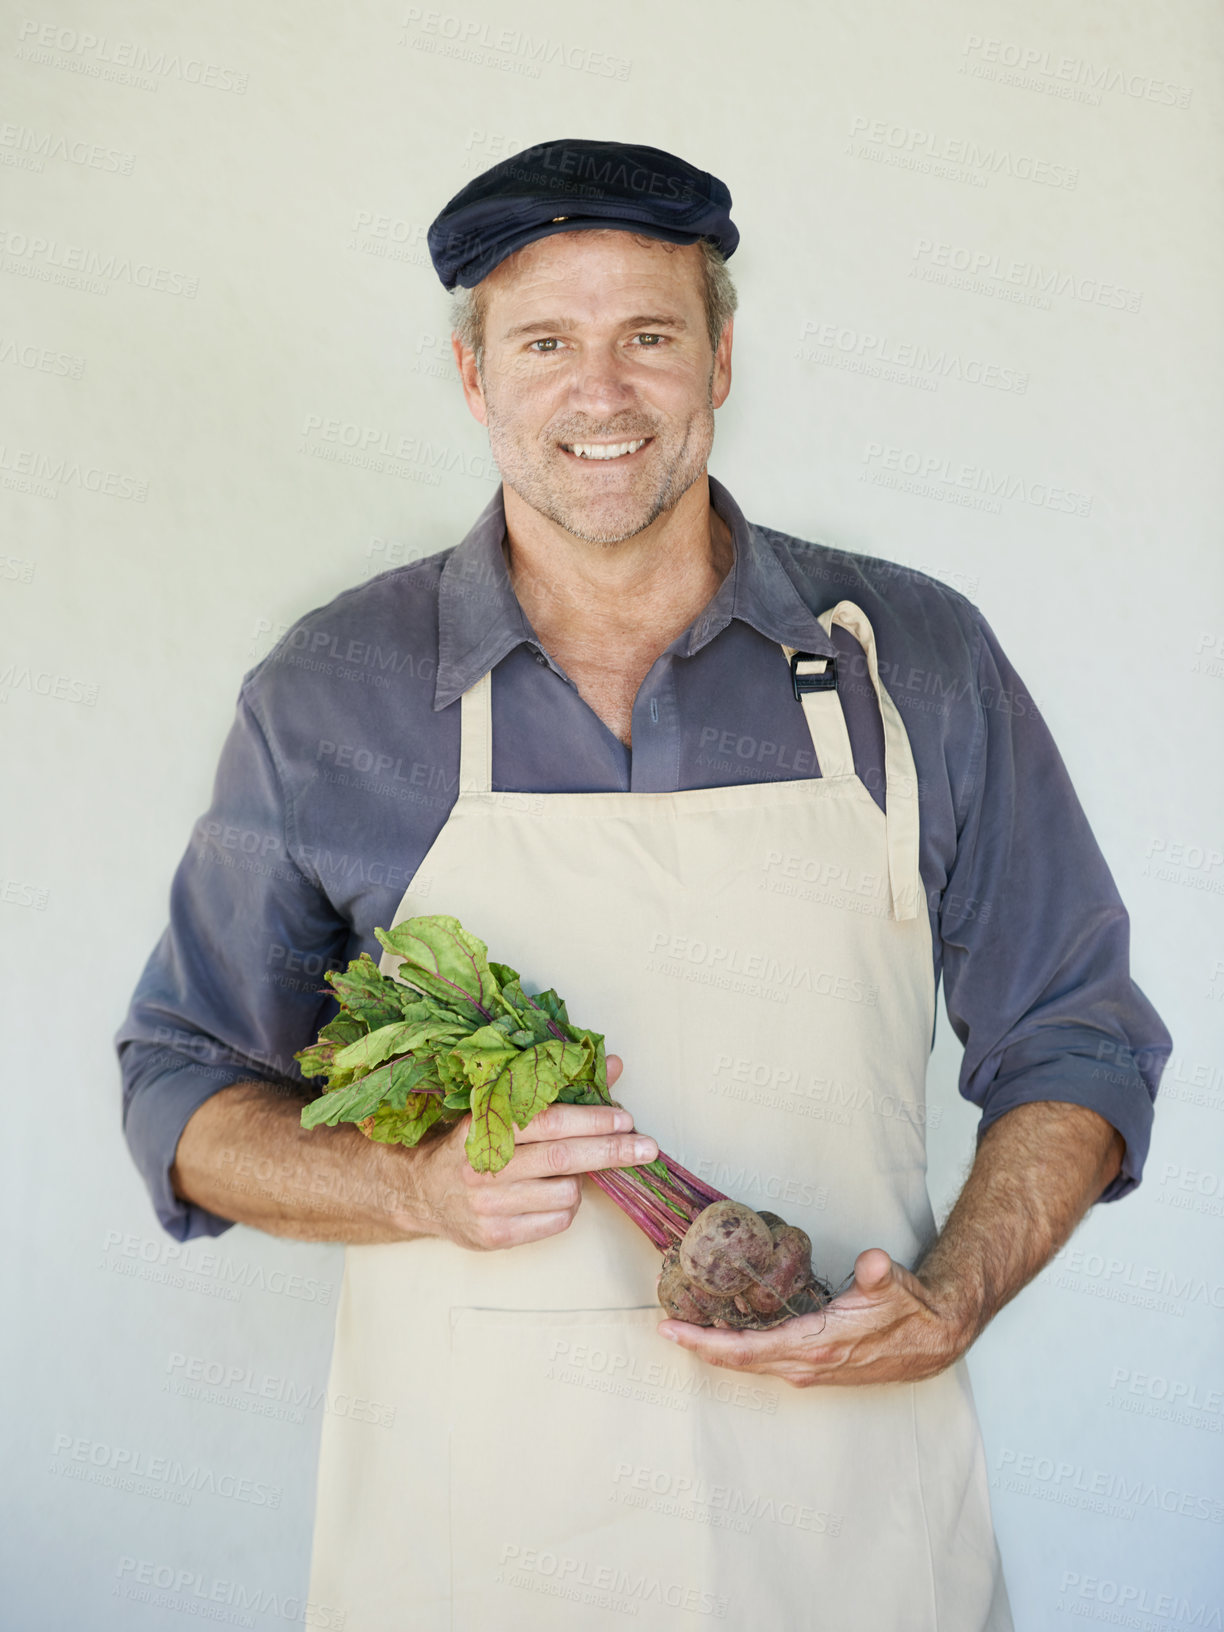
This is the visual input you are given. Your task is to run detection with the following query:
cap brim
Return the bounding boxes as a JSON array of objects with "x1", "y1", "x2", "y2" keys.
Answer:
[{"x1": 451, "y1": 218, "x2": 714, "y2": 290}]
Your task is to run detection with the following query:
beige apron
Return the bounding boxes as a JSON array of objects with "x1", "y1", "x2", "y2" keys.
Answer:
[{"x1": 306, "y1": 600, "x2": 1012, "y2": 1632}]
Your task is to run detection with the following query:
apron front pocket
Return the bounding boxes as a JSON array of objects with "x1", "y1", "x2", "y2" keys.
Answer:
[
  {"x1": 447, "y1": 1305, "x2": 726, "y2": 1631},
  {"x1": 445, "y1": 1306, "x2": 942, "y2": 1632}
]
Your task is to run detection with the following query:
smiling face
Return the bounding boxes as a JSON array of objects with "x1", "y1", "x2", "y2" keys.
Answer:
[{"x1": 453, "y1": 231, "x2": 733, "y2": 545}]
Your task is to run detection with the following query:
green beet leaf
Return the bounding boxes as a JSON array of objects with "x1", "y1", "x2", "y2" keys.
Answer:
[
  {"x1": 320, "y1": 1015, "x2": 366, "y2": 1047},
  {"x1": 531, "y1": 988, "x2": 570, "y2": 1027},
  {"x1": 333, "y1": 1017, "x2": 465, "y2": 1075},
  {"x1": 495, "y1": 981, "x2": 559, "y2": 1043},
  {"x1": 446, "y1": 1024, "x2": 522, "y2": 1091},
  {"x1": 392, "y1": 995, "x2": 443, "y2": 1027},
  {"x1": 492, "y1": 975, "x2": 528, "y2": 1011},
  {"x1": 500, "y1": 1038, "x2": 590, "y2": 1127},
  {"x1": 300, "y1": 1062, "x2": 395, "y2": 1128},
  {"x1": 362, "y1": 1093, "x2": 446, "y2": 1146},
  {"x1": 422, "y1": 990, "x2": 475, "y2": 1020},
  {"x1": 295, "y1": 1040, "x2": 336, "y2": 1080},
  {"x1": 515, "y1": 1009, "x2": 559, "y2": 1046},
  {"x1": 383, "y1": 1054, "x2": 443, "y2": 1110},
  {"x1": 556, "y1": 1080, "x2": 607, "y2": 1107},
  {"x1": 375, "y1": 915, "x2": 500, "y2": 1018},
  {"x1": 325, "y1": 954, "x2": 406, "y2": 1029},
  {"x1": 433, "y1": 1048, "x2": 469, "y2": 1095},
  {"x1": 465, "y1": 1073, "x2": 515, "y2": 1172},
  {"x1": 565, "y1": 1024, "x2": 609, "y2": 1095}
]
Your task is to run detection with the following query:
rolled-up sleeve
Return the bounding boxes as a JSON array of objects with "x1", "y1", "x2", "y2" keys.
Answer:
[
  {"x1": 938, "y1": 614, "x2": 1172, "y2": 1202},
  {"x1": 115, "y1": 684, "x2": 348, "y2": 1240}
]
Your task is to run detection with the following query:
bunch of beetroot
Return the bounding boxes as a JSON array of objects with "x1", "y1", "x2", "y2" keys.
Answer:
[{"x1": 297, "y1": 913, "x2": 831, "y2": 1331}]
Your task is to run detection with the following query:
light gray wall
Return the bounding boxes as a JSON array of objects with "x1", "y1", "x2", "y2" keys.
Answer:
[{"x1": 2, "y1": 2, "x2": 1221, "y2": 1627}]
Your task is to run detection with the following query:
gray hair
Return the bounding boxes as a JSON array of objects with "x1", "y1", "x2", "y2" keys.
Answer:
[{"x1": 449, "y1": 235, "x2": 738, "y2": 373}]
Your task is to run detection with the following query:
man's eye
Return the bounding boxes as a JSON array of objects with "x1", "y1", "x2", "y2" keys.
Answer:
[
  {"x1": 633, "y1": 333, "x2": 664, "y2": 346},
  {"x1": 529, "y1": 337, "x2": 561, "y2": 352}
]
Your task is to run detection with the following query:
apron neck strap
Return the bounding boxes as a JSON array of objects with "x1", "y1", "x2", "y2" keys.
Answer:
[
  {"x1": 778, "y1": 649, "x2": 854, "y2": 779},
  {"x1": 783, "y1": 600, "x2": 922, "y2": 922},
  {"x1": 459, "y1": 671, "x2": 493, "y2": 794}
]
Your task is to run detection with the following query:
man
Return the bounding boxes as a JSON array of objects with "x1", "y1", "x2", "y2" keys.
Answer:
[{"x1": 117, "y1": 140, "x2": 1170, "y2": 1630}]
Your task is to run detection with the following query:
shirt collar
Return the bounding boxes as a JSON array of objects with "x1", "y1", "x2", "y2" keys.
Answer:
[{"x1": 433, "y1": 475, "x2": 836, "y2": 711}]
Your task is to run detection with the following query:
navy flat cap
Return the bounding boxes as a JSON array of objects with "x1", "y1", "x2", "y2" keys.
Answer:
[{"x1": 428, "y1": 138, "x2": 739, "y2": 291}]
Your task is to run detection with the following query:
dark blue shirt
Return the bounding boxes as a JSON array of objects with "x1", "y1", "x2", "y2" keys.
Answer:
[{"x1": 116, "y1": 477, "x2": 1171, "y2": 1240}]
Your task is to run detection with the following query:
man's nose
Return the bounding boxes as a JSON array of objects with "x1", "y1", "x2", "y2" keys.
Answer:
[{"x1": 566, "y1": 348, "x2": 638, "y2": 411}]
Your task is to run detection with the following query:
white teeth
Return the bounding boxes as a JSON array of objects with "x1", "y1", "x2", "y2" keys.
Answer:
[{"x1": 563, "y1": 438, "x2": 648, "y2": 460}]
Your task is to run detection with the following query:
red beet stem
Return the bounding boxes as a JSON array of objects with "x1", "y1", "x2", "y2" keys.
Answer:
[
  {"x1": 587, "y1": 1173, "x2": 672, "y2": 1250},
  {"x1": 588, "y1": 1149, "x2": 730, "y2": 1254},
  {"x1": 658, "y1": 1153, "x2": 727, "y2": 1209}
]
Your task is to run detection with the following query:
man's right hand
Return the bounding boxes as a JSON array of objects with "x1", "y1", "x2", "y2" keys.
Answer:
[
  {"x1": 408, "y1": 1054, "x2": 658, "y2": 1251},
  {"x1": 170, "y1": 1055, "x2": 654, "y2": 1248}
]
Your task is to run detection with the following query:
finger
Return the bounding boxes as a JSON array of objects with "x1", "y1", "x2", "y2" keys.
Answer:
[
  {"x1": 508, "y1": 1130, "x2": 658, "y2": 1179},
  {"x1": 513, "y1": 1102, "x2": 637, "y2": 1142},
  {"x1": 606, "y1": 1052, "x2": 624, "y2": 1088},
  {"x1": 661, "y1": 1317, "x2": 847, "y2": 1384},
  {"x1": 493, "y1": 1209, "x2": 577, "y2": 1248},
  {"x1": 466, "y1": 1175, "x2": 584, "y2": 1216},
  {"x1": 853, "y1": 1248, "x2": 896, "y2": 1295},
  {"x1": 659, "y1": 1318, "x2": 812, "y2": 1371}
]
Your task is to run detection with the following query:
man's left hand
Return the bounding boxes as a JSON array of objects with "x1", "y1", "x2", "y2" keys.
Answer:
[{"x1": 657, "y1": 1247, "x2": 973, "y2": 1388}]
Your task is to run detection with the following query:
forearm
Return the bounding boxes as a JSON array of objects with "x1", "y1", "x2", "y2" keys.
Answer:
[
  {"x1": 170, "y1": 1080, "x2": 442, "y2": 1244},
  {"x1": 915, "y1": 1099, "x2": 1125, "y2": 1345}
]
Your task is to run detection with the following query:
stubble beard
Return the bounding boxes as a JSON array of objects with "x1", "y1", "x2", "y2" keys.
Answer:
[{"x1": 482, "y1": 375, "x2": 717, "y2": 546}]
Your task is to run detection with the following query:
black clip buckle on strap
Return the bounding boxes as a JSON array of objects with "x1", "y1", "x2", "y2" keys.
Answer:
[{"x1": 790, "y1": 650, "x2": 838, "y2": 701}]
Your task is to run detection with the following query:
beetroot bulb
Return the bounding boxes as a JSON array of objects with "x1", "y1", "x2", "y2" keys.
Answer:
[{"x1": 655, "y1": 1201, "x2": 832, "y2": 1331}]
